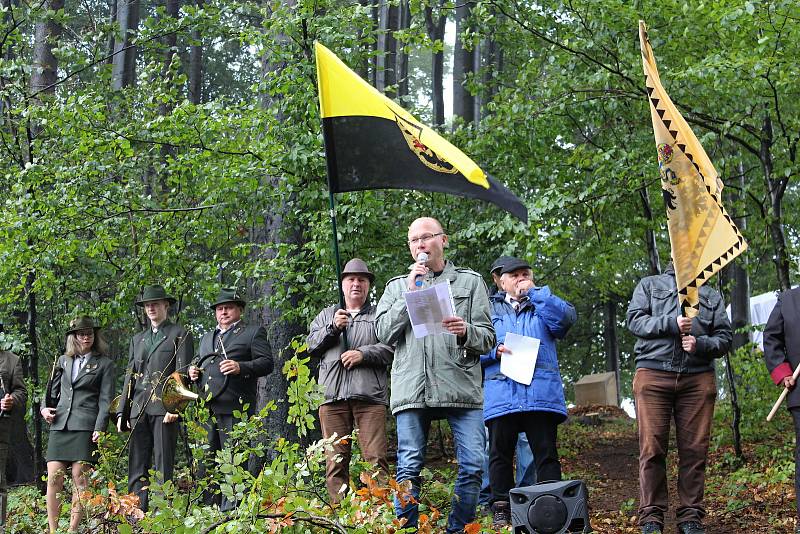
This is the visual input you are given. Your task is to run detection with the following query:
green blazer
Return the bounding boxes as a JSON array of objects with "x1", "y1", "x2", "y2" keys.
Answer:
[
  {"x1": 0, "y1": 351, "x2": 27, "y2": 414},
  {"x1": 50, "y1": 353, "x2": 115, "y2": 432},
  {"x1": 121, "y1": 321, "x2": 194, "y2": 420}
]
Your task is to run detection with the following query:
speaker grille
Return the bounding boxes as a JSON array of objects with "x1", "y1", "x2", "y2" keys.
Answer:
[{"x1": 527, "y1": 494, "x2": 568, "y2": 533}]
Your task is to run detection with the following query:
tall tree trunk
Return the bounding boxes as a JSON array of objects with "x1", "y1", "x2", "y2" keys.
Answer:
[
  {"x1": 761, "y1": 112, "x2": 791, "y2": 290},
  {"x1": 25, "y1": 274, "x2": 43, "y2": 489},
  {"x1": 729, "y1": 161, "x2": 750, "y2": 351},
  {"x1": 30, "y1": 0, "x2": 64, "y2": 95},
  {"x1": 396, "y1": 0, "x2": 410, "y2": 99},
  {"x1": 29, "y1": 0, "x2": 64, "y2": 491},
  {"x1": 376, "y1": 0, "x2": 398, "y2": 96},
  {"x1": 472, "y1": 44, "x2": 481, "y2": 124},
  {"x1": 423, "y1": 0, "x2": 446, "y2": 126},
  {"x1": 452, "y1": 1, "x2": 474, "y2": 124},
  {"x1": 112, "y1": 0, "x2": 140, "y2": 89},
  {"x1": 639, "y1": 185, "x2": 661, "y2": 275},
  {"x1": 370, "y1": 1, "x2": 379, "y2": 86},
  {"x1": 602, "y1": 298, "x2": 620, "y2": 405},
  {"x1": 188, "y1": 0, "x2": 204, "y2": 104},
  {"x1": 106, "y1": 0, "x2": 117, "y2": 64},
  {"x1": 255, "y1": 0, "x2": 314, "y2": 459}
]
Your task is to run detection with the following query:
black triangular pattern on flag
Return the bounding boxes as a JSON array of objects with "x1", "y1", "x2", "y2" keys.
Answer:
[
  {"x1": 652, "y1": 99, "x2": 660, "y2": 108},
  {"x1": 679, "y1": 288, "x2": 688, "y2": 296},
  {"x1": 647, "y1": 86, "x2": 654, "y2": 96},
  {"x1": 677, "y1": 144, "x2": 686, "y2": 152},
  {"x1": 688, "y1": 280, "x2": 697, "y2": 288},
  {"x1": 686, "y1": 153, "x2": 694, "y2": 162},
  {"x1": 713, "y1": 258, "x2": 722, "y2": 266},
  {"x1": 663, "y1": 119, "x2": 671, "y2": 129},
  {"x1": 669, "y1": 130, "x2": 678, "y2": 139},
  {"x1": 657, "y1": 109, "x2": 665, "y2": 118}
]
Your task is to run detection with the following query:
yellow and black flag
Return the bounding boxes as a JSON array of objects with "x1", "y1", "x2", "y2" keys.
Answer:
[
  {"x1": 639, "y1": 21, "x2": 747, "y2": 317},
  {"x1": 315, "y1": 42, "x2": 527, "y2": 222}
]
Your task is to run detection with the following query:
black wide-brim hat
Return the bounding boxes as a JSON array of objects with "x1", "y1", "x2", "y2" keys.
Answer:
[
  {"x1": 135, "y1": 284, "x2": 177, "y2": 306},
  {"x1": 66, "y1": 316, "x2": 101, "y2": 336},
  {"x1": 210, "y1": 288, "x2": 247, "y2": 310}
]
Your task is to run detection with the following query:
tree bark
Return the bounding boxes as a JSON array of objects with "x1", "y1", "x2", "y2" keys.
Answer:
[
  {"x1": 396, "y1": 0, "x2": 410, "y2": 99},
  {"x1": 30, "y1": 0, "x2": 64, "y2": 95},
  {"x1": 423, "y1": 0, "x2": 446, "y2": 127},
  {"x1": 105, "y1": 0, "x2": 117, "y2": 64},
  {"x1": 29, "y1": 0, "x2": 64, "y2": 490},
  {"x1": 728, "y1": 162, "x2": 750, "y2": 352},
  {"x1": 376, "y1": 0, "x2": 398, "y2": 96},
  {"x1": 188, "y1": 0, "x2": 204, "y2": 104},
  {"x1": 112, "y1": 0, "x2": 140, "y2": 89},
  {"x1": 24, "y1": 273, "x2": 43, "y2": 490},
  {"x1": 255, "y1": 0, "x2": 315, "y2": 459},
  {"x1": 602, "y1": 298, "x2": 620, "y2": 405},
  {"x1": 760, "y1": 112, "x2": 791, "y2": 290},
  {"x1": 452, "y1": 1, "x2": 474, "y2": 124},
  {"x1": 639, "y1": 185, "x2": 661, "y2": 275}
]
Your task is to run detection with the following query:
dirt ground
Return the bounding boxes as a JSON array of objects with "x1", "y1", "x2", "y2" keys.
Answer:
[{"x1": 562, "y1": 411, "x2": 796, "y2": 534}]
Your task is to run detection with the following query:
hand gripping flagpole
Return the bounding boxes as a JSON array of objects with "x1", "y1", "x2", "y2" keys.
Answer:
[{"x1": 767, "y1": 362, "x2": 800, "y2": 422}]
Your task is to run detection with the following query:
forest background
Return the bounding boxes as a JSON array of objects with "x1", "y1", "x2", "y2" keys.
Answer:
[{"x1": 1, "y1": 0, "x2": 799, "y2": 531}]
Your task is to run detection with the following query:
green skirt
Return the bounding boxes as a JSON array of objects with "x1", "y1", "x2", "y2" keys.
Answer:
[{"x1": 46, "y1": 430, "x2": 97, "y2": 464}]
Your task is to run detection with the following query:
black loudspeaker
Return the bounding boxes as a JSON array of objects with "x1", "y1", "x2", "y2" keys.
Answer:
[{"x1": 509, "y1": 480, "x2": 591, "y2": 534}]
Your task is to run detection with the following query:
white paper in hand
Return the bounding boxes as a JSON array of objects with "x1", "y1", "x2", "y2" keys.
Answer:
[
  {"x1": 404, "y1": 280, "x2": 457, "y2": 338},
  {"x1": 500, "y1": 332, "x2": 540, "y2": 386}
]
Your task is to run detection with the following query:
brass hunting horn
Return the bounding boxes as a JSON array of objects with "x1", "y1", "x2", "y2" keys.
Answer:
[{"x1": 161, "y1": 371, "x2": 199, "y2": 413}]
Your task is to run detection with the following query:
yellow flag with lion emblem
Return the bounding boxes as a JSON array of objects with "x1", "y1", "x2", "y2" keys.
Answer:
[{"x1": 639, "y1": 21, "x2": 747, "y2": 317}]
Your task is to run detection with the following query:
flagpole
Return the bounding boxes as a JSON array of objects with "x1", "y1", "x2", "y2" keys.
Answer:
[{"x1": 322, "y1": 118, "x2": 349, "y2": 350}]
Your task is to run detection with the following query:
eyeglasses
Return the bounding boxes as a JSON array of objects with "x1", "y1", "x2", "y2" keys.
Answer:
[
  {"x1": 407, "y1": 232, "x2": 444, "y2": 246},
  {"x1": 75, "y1": 331, "x2": 95, "y2": 338}
]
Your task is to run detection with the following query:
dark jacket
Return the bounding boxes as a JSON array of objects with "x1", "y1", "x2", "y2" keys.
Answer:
[
  {"x1": 481, "y1": 286, "x2": 576, "y2": 422},
  {"x1": 120, "y1": 321, "x2": 194, "y2": 420},
  {"x1": 197, "y1": 323, "x2": 273, "y2": 414},
  {"x1": 307, "y1": 303, "x2": 394, "y2": 406},
  {"x1": 0, "y1": 351, "x2": 26, "y2": 415},
  {"x1": 763, "y1": 287, "x2": 800, "y2": 408},
  {"x1": 626, "y1": 266, "x2": 732, "y2": 373},
  {"x1": 49, "y1": 353, "x2": 114, "y2": 432}
]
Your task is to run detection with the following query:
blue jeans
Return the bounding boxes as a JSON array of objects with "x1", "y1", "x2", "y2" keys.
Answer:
[
  {"x1": 394, "y1": 408, "x2": 484, "y2": 533},
  {"x1": 479, "y1": 430, "x2": 536, "y2": 505}
]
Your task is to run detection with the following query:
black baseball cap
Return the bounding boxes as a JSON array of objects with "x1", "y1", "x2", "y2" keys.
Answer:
[
  {"x1": 498, "y1": 257, "x2": 532, "y2": 275},
  {"x1": 490, "y1": 255, "x2": 515, "y2": 275}
]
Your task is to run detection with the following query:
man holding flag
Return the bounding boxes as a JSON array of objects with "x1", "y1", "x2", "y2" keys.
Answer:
[{"x1": 631, "y1": 21, "x2": 744, "y2": 534}]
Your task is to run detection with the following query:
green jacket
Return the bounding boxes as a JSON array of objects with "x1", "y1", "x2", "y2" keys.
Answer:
[
  {"x1": 49, "y1": 353, "x2": 115, "y2": 432},
  {"x1": 0, "y1": 351, "x2": 26, "y2": 415},
  {"x1": 120, "y1": 321, "x2": 194, "y2": 420},
  {"x1": 376, "y1": 261, "x2": 495, "y2": 415}
]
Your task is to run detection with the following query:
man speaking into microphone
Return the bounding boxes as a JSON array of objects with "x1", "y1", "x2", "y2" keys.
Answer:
[{"x1": 376, "y1": 216, "x2": 495, "y2": 533}]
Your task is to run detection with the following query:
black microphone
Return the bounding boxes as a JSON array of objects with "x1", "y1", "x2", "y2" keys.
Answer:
[{"x1": 414, "y1": 252, "x2": 429, "y2": 287}]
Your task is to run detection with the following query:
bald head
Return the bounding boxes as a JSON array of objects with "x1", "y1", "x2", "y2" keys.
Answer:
[
  {"x1": 407, "y1": 217, "x2": 448, "y2": 271},
  {"x1": 409, "y1": 217, "x2": 443, "y2": 234}
]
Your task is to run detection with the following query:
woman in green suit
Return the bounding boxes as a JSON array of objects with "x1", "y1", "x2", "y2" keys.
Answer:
[{"x1": 40, "y1": 316, "x2": 114, "y2": 533}]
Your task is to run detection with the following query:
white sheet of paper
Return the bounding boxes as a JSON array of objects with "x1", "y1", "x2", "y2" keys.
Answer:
[
  {"x1": 404, "y1": 281, "x2": 457, "y2": 338},
  {"x1": 500, "y1": 332, "x2": 540, "y2": 385}
]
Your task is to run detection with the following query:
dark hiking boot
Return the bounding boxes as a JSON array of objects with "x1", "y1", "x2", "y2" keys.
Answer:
[
  {"x1": 641, "y1": 522, "x2": 662, "y2": 534},
  {"x1": 491, "y1": 500, "x2": 511, "y2": 528},
  {"x1": 677, "y1": 521, "x2": 705, "y2": 534}
]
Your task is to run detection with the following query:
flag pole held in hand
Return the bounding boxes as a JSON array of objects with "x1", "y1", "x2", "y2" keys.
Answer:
[{"x1": 767, "y1": 362, "x2": 800, "y2": 422}]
